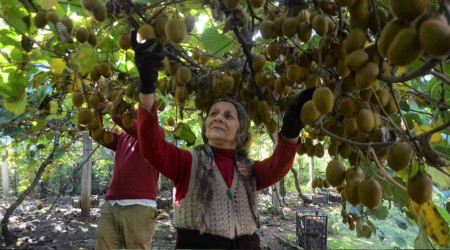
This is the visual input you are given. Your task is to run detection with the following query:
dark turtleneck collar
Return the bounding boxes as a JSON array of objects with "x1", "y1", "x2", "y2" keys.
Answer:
[{"x1": 210, "y1": 146, "x2": 236, "y2": 158}]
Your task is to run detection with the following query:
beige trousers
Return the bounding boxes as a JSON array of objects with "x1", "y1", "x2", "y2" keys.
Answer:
[{"x1": 95, "y1": 201, "x2": 157, "y2": 249}]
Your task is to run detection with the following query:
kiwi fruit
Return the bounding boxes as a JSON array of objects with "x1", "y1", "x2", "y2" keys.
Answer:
[
  {"x1": 176, "y1": 66, "x2": 191, "y2": 84},
  {"x1": 88, "y1": 95, "x2": 100, "y2": 108},
  {"x1": 102, "y1": 131, "x2": 114, "y2": 145},
  {"x1": 90, "y1": 67, "x2": 101, "y2": 81},
  {"x1": 419, "y1": 19, "x2": 450, "y2": 58},
  {"x1": 326, "y1": 160, "x2": 346, "y2": 187},
  {"x1": 282, "y1": 17, "x2": 298, "y2": 38},
  {"x1": 259, "y1": 20, "x2": 274, "y2": 39},
  {"x1": 274, "y1": 79, "x2": 285, "y2": 95},
  {"x1": 328, "y1": 140, "x2": 339, "y2": 156},
  {"x1": 344, "y1": 28, "x2": 367, "y2": 54},
  {"x1": 34, "y1": 11, "x2": 48, "y2": 29},
  {"x1": 266, "y1": 119, "x2": 277, "y2": 134},
  {"x1": 273, "y1": 17, "x2": 284, "y2": 36},
  {"x1": 82, "y1": 0, "x2": 98, "y2": 11},
  {"x1": 408, "y1": 173, "x2": 432, "y2": 203},
  {"x1": 118, "y1": 32, "x2": 131, "y2": 50},
  {"x1": 222, "y1": 75, "x2": 235, "y2": 91},
  {"x1": 287, "y1": 64, "x2": 305, "y2": 82},
  {"x1": 297, "y1": 22, "x2": 312, "y2": 43},
  {"x1": 373, "y1": 89, "x2": 390, "y2": 107},
  {"x1": 72, "y1": 92, "x2": 84, "y2": 107},
  {"x1": 378, "y1": 19, "x2": 409, "y2": 58},
  {"x1": 87, "y1": 116, "x2": 100, "y2": 130},
  {"x1": 76, "y1": 28, "x2": 90, "y2": 43},
  {"x1": 166, "y1": 117, "x2": 175, "y2": 126},
  {"x1": 348, "y1": 0, "x2": 367, "y2": 20},
  {"x1": 312, "y1": 87, "x2": 334, "y2": 113},
  {"x1": 312, "y1": 15, "x2": 329, "y2": 37},
  {"x1": 355, "y1": 62, "x2": 379, "y2": 90},
  {"x1": 345, "y1": 178, "x2": 362, "y2": 206},
  {"x1": 387, "y1": 27, "x2": 422, "y2": 66},
  {"x1": 91, "y1": 127, "x2": 104, "y2": 140},
  {"x1": 340, "y1": 97, "x2": 356, "y2": 117},
  {"x1": 98, "y1": 62, "x2": 111, "y2": 77},
  {"x1": 92, "y1": 2, "x2": 107, "y2": 22},
  {"x1": 184, "y1": 14, "x2": 196, "y2": 33},
  {"x1": 383, "y1": 96, "x2": 399, "y2": 115},
  {"x1": 47, "y1": 11, "x2": 59, "y2": 24},
  {"x1": 138, "y1": 24, "x2": 156, "y2": 42},
  {"x1": 358, "y1": 178, "x2": 382, "y2": 209},
  {"x1": 122, "y1": 113, "x2": 133, "y2": 128},
  {"x1": 88, "y1": 31, "x2": 97, "y2": 46},
  {"x1": 252, "y1": 54, "x2": 266, "y2": 71},
  {"x1": 175, "y1": 85, "x2": 188, "y2": 104},
  {"x1": 300, "y1": 100, "x2": 321, "y2": 125},
  {"x1": 356, "y1": 108, "x2": 374, "y2": 133},
  {"x1": 77, "y1": 108, "x2": 93, "y2": 125},
  {"x1": 298, "y1": 9, "x2": 311, "y2": 23},
  {"x1": 304, "y1": 74, "x2": 322, "y2": 88},
  {"x1": 345, "y1": 49, "x2": 369, "y2": 70},
  {"x1": 344, "y1": 117, "x2": 358, "y2": 138},
  {"x1": 314, "y1": 143, "x2": 325, "y2": 158},
  {"x1": 345, "y1": 166, "x2": 364, "y2": 181},
  {"x1": 21, "y1": 36, "x2": 33, "y2": 52},
  {"x1": 155, "y1": 14, "x2": 169, "y2": 36},
  {"x1": 249, "y1": 0, "x2": 265, "y2": 8},
  {"x1": 339, "y1": 143, "x2": 352, "y2": 159},
  {"x1": 336, "y1": 59, "x2": 350, "y2": 78},
  {"x1": 336, "y1": 0, "x2": 356, "y2": 7},
  {"x1": 61, "y1": 17, "x2": 73, "y2": 33},
  {"x1": 223, "y1": 0, "x2": 241, "y2": 9},
  {"x1": 389, "y1": 0, "x2": 426, "y2": 21},
  {"x1": 165, "y1": 18, "x2": 187, "y2": 43},
  {"x1": 388, "y1": 141, "x2": 413, "y2": 171}
]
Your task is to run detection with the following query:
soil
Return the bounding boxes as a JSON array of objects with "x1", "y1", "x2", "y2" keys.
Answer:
[{"x1": 0, "y1": 191, "x2": 339, "y2": 249}]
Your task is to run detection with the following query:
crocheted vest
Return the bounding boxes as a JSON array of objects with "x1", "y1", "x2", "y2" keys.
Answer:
[{"x1": 173, "y1": 146, "x2": 260, "y2": 239}]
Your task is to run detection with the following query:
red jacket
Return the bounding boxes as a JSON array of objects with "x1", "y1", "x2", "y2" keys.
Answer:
[
  {"x1": 93, "y1": 116, "x2": 160, "y2": 200},
  {"x1": 137, "y1": 105, "x2": 299, "y2": 203}
]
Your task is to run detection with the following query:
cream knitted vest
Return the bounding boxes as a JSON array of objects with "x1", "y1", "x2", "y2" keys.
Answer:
[{"x1": 173, "y1": 146, "x2": 259, "y2": 239}]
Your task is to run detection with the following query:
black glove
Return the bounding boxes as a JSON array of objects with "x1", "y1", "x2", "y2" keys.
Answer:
[
  {"x1": 280, "y1": 87, "x2": 316, "y2": 138},
  {"x1": 131, "y1": 30, "x2": 165, "y2": 94}
]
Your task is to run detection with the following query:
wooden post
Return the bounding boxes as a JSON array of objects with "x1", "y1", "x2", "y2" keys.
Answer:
[
  {"x1": 81, "y1": 132, "x2": 92, "y2": 217},
  {"x1": 270, "y1": 133, "x2": 280, "y2": 208},
  {"x1": 1, "y1": 151, "x2": 9, "y2": 198},
  {"x1": 309, "y1": 157, "x2": 315, "y2": 194}
]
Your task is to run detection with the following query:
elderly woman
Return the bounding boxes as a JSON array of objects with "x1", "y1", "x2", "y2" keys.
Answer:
[{"x1": 131, "y1": 32, "x2": 314, "y2": 249}]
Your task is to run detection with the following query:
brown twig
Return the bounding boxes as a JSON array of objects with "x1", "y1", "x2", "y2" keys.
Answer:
[
  {"x1": 414, "y1": 120, "x2": 450, "y2": 139},
  {"x1": 232, "y1": 26, "x2": 262, "y2": 100},
  {"x1": 430, "y1": 69, "x2": 450, "y2": 85},
  {"x1": 378, "y1": 59, "x2": 441, "y2": 83},
  {"x1": 370, "y1": 148, "x2": 407, "y2": 191},
  {"x1": 318, "y1": 124, "x2": 395, "y2": 148}
]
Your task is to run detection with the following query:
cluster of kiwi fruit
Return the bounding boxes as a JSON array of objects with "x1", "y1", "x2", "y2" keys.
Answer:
[
  {"x1": 311, "y1": 177, "x2": 330, "y2": 189},
  {"x1": 81, "y1": 0, "x2": 107, "y2": 22},
  {"x1": 297, "y1": 137, "x2": 325, "y2": 158}
]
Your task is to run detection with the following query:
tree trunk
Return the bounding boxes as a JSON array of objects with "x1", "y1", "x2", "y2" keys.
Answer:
[
  {"x1": 1, "y1": 133, "x2": 60, "y2": 244},
  {"x1": 290, "y1": 167, "x2": 302, "y2": 198},
  {"x1": 81, "y1": 132, "x2": 92, "y2": 217},
  {"x1": 309, "y1": 157, "x2": 315, "y2": 194},
  {"x1": 2, "y1": 151, "x2": 9, "y2": 198},
  {"x1": 159, "y1": 175, "x2": 172, "y2": 192},
  {"x1": 271, "y1": 182, "x2": 281, "y2": 208},
  {"x1": 280, "y1": 178, "x2": 286, "y2": 204}
]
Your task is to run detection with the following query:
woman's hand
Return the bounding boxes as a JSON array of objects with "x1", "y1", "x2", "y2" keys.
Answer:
[
  {"x1": 280, "y1": 87, "x2": 316, "y2": 140},
  {"x1": 131, "y1": 30, "x2": 165, "y2": 94}
]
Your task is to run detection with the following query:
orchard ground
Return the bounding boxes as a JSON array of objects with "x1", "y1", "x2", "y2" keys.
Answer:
[{"x1": 0, "y1": 191, "x2": 420, "y2": 249}]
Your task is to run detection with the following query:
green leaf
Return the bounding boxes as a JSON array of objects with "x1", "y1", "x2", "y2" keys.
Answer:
[
  {"x1": 376, "y1": 174, "x2": 408, "y2": 207},
  {"x1": 31, "y1": 119, "x2": 48, "y2": 132},
  {"x1": 0, "y1": 30, "x2": 20, "y2": 47},
  {"x1": 35, "y1": 0, "x2": 58, "y2": 10},
  {"x1": 71, "y1": 44, "x2": 99, "y2": 76},
  {"x1": 36, "y1": 144, "x2": 45, "y2": 149},
  {"x1": 0, "y1": 71, "x2": 27, "y2": 98},
  {"x1": 0, "y1": 1, "x2": 29, "y2": 34},
  {"x1": 427, "y1": 167, "x2": 450, "y2": 191},
  {"x1": 414, "y1": 217, "x2": 432, "y2": 249},
  {"x1": 436, "y1": 205, "x2": 450, "y2": 223},
  {"x1": 54, "y1": 148, "x2": 65, "y2": 159},
  {"x1": 132, "y1": 0, "x2": 161, "y2": 5},
  {"x1": 3, "y1": 126, "x2": 24, "y2": 137},
  {"x1": 3, "y1": 92, "x2": 27, "y2": 115},
  {"x1": 173, "y1": 122, "x2": 196, "y2": 147},
  {"x1": 395, "y1": 218, "x2": 408, "y2": 230},
  {"x1": 356, "y1": 225, "x2": 372, "y2": 239},
  {"x1": 372, "y1": 206, "x2": 389, "y2": 220},
  {"x1": 201, "y1": 27, "x2": 233, "y2": 57},
  {"x1": 393, "y1": 236, "x2": 407, "y2": 248}
]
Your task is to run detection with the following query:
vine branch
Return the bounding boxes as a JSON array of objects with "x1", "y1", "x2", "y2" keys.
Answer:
[
  {"x1": 378, "y1": 59, "x2": 441, "y2": 84},
  {"x1": 370, "y1": 148, "x2": 407, "y2": 191}
]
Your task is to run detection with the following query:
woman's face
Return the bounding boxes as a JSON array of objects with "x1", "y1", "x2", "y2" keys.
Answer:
[{"x1": 205, "y1": 101, "x2": 240, "y2": 149}]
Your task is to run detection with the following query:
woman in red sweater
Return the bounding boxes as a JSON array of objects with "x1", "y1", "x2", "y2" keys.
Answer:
[{"x1": 131, "y1": 31, "x2": 314, "y2": 249}]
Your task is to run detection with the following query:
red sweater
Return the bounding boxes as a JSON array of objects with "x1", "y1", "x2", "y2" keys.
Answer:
[
  {"x1": 137, "y1": 105, "x2": 299, "y2": 203},
  {"x1": 93, "y1": 116, "x2": 160, "y2": 200}
]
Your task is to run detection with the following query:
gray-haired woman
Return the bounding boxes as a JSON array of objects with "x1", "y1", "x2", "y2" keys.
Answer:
[{"x1": 132, "y1": 31, "x2": 314, "y2": 249}]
